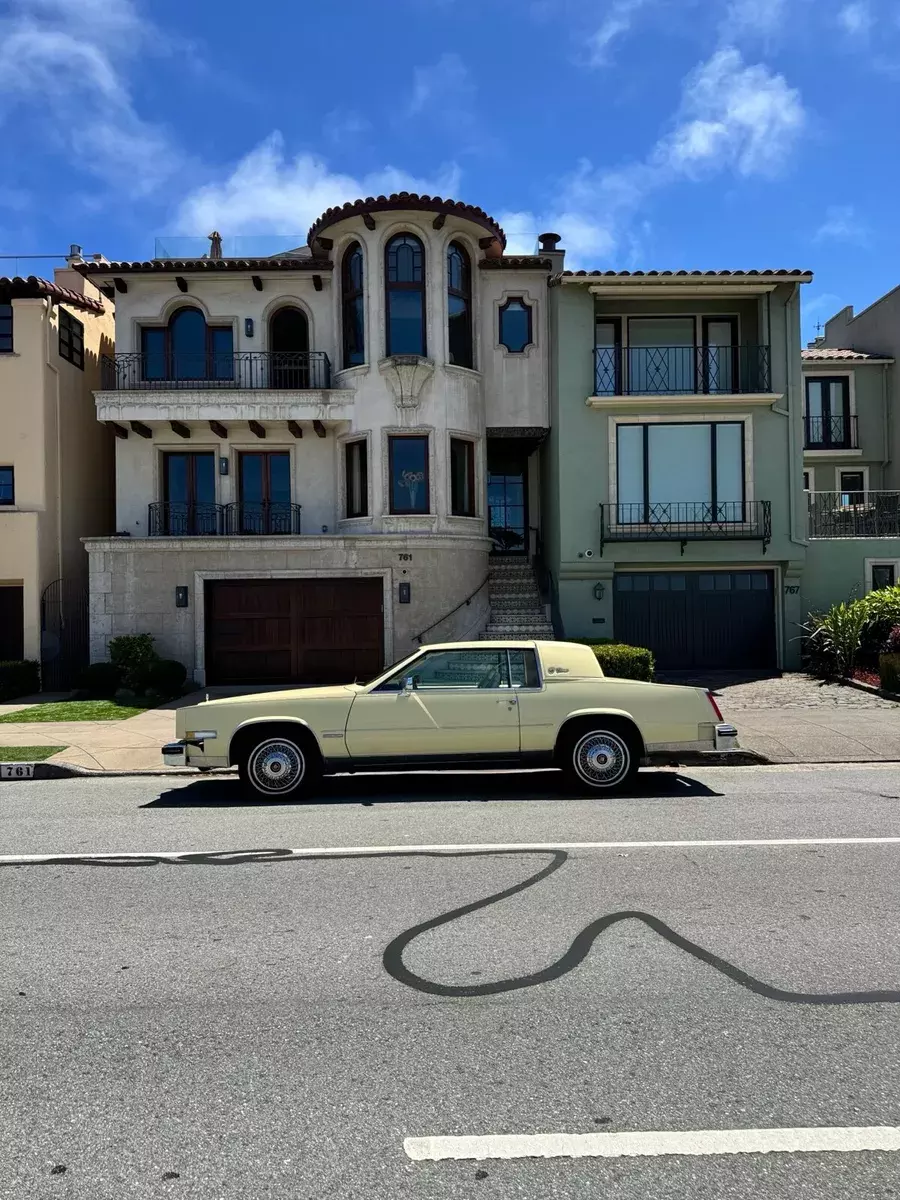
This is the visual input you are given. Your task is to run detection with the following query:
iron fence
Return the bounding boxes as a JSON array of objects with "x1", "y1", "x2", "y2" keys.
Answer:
[
  {"x1": 807, "y1": 491, "x2": 900, "y2": 538},
  {"x1": 600, "y1": 500, "x2": 772, "y2": 554},
  {"x1": 804, "y1": 414, "x2": 858, "y2": 450},
  {"x1": 593, "y1": 344, "x2": 770, "y2": 396},
  {"x1": 102, "y1": 350, "x2": 332, "y2": 391}
]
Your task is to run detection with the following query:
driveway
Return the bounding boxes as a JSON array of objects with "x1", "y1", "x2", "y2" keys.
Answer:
[{"x1": 660, "y1": 671, "x2": 900, "y2": 764}]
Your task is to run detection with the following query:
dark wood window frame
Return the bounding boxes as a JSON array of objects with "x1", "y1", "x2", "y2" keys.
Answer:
[
  {"x1": 388, "y1": 434, "x2": 430, "y2": 515},
  {"x1": 498, "y1": 295, "x2": 533, "y2": 353},
  {"x1": 447, "y1": 241, "x2": 473, "y2": 368},
  {"x1": 344, "y1": 438, "x2": 369, "y2": 519},
  {"x1": 0, "y1": 303, "x2": 12, "y2": 353},
  {"x1": 385, "y1": 233, "x2": 426, "y2": 357},
  {"x1": 450, "y1": 436, "x2": 476, "y2": 517},
  {"x1": 805, "y1": 375, "x2": 852, "y2": 448},
  {"x1": 0, "y1": 465, "x2": 14, "y2": 505},
  {"x1": 141, "y1": 307, "x2": 234, "y2": 379},
  {"x1": 238, "y1": 450, "x2": 292, "y2": 504},
  {"x1": 59, "y1": 308, "x2": 85, "y2": 369},
  {"x1": 162, "y1": 451, "x2": 216, "y2": 505},
  {"x1": 617, "y1": 420, "x2": 746, "y2": 521},
  {"x1": 341, "y1": 241, "x2": 365, "y2": 369},
  {"x1": 700, "y1": 315, "x2": 739, "y2": 394}
]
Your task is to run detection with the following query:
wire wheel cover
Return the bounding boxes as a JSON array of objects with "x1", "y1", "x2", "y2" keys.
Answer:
[
  {"x1": 248, "y1": 740, "x2": 305, "y2": 793},
  {"x1": 573, "y1": 731, "x2": 630, "y2": 786}
]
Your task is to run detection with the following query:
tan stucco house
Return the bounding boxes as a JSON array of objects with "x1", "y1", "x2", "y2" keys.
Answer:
[{"x1": 0, "y1": 267, "x2": 115, "y2": 685}]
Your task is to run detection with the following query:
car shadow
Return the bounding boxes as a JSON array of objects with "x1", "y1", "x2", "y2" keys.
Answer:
[{"x1": 142, "y1": 768, "x2": 723, "y2": 809}]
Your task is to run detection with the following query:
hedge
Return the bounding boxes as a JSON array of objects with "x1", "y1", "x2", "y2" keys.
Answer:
[
  {"x1": 0, "y1": 660, "x2": 41, "y2": 703},
  {"x1": 571, "y1": 640, "x2": 655, "y2": 681}
]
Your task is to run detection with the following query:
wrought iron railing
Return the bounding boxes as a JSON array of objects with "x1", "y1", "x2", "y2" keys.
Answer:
[
  {"x1": 599, "y1": 500, "x2": 771, "y2": 554},
  {"x1": 804, "y1": 414, "x2": 858, "y2": 450},
  {"x1": 147, "y1": 501, "x2": 302, "y2": 536},
  {"x1": 225, "y1": 502, "x2": 302, "y2": 535},
  {"x1": 102, "y1": 351, "x2": 332, "y2": 391},
  {"x1": 593, "y1": 344, "x2": 770, "y2": 396},
  {"x1": 148, "y1": 502, "x2": 225, "y2": 536},
  {"x1": 808, "y1": 491, "x2": 900, "y2": 538}
]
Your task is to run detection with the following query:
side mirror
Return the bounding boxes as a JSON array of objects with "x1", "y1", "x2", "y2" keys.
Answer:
[{"x1": 402, "y1": 675, "x2": 415, "y2": 695}]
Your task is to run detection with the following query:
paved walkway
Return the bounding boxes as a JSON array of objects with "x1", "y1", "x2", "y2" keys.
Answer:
[{"x1": 0, "y1": 676, "x2": 897, "y2": 771}]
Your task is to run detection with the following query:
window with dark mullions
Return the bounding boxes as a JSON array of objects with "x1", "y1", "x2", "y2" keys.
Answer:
[
  {"x1": 0, "y1": 304, "x2": 12, "y2": 353},
  {"x1": 385, "y1": 233, "x2": 426, "y2": 356},
  {"x1": 450, "y1": 437, "x2": 475, "y2": 516},
  {"x1": 0, "y1": 466, "x2": 13, "y2": 505},
  {"x1": 388, "y1": 435, "x2": 429, "y2": 514},
  {"x1": 345, "y1": 439, "x2": 368, "y2": 518},
  {"x1": 498, "y1": 297, "x2": 533, "y2": 353},
  {"x1": 141, "y1": 307, "x2": 234, "y2": 381},
  {"x1": 447, "y1": 242, "x2": 472, "y2": 368},
  {"x1": 59, "y1": 309, "x2": 84, "y2": 369},
  {"x1": 341, "y1": 242, "x2": 365, "y2": 368}
]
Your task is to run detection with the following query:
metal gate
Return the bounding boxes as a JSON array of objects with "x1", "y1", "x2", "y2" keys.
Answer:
[{"x1": 41, "y1": 578, "x2": 88, "y2": 691}]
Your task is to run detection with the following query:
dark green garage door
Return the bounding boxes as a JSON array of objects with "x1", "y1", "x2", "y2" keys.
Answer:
[{"x1": 613, "y1": 571, "x2": 776, "y2": 670}]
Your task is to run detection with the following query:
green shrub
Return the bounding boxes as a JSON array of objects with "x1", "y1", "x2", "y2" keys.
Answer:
[
  {"x1": 0, "y1": 660, "x2": 40, "y2": 702},
  {"x1": 108, "y1": 633, "x2": 158, "y2": 690},
  {"x1": 583, "y1": 642, "x2": 655, "y2": 681},
  {"x1": 78, "y1": 662, "x2": 123, "y2": 698},
  {"x1": 143, "y1": 658, "x2": 187, "y2": 700},
  {"x1": 803, "y1": 601, "x2": 868, "y2": 679}
]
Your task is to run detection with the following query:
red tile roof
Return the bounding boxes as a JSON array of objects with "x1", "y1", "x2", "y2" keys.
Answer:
[
  {"x1": 563, "y1": 268, "x2": 813, "y2": 279},
  {"x1": 75, "y1": 257, "x2": 331, "y2": 275},
  {"x1": 308, "y1": 193, "x2": 506, "y2": 249},
  {"x1": 802, "y1": 347, "x2": 893, "y2": 362},
  {"x1": 0, "y1": 275, "x2": 105, "y2": 314}
]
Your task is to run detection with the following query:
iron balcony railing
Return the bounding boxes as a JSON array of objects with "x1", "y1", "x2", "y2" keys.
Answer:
[
  {"x1": 103, "y1": 351, "x2": 332, "y2": 391},
  {"x1": 593, "y1": 344, "x2": 770, "y2": 396},
  {"x1": 148, "y1": 501, "x2": 302, "y2": 536},
  {"x1": 804, "y1": 414, "x2": 858, "y2": 450},
  {"x1": 599, "y1": 500, "x2": 772, "y2": 555},
  {"x1": 808, "y1": 490, "x2": 900, "y2": 538}
]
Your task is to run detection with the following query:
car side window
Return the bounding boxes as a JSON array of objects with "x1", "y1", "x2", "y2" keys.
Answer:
[
  {"x1": 508, "y1": 649, "x2": 540, "y2": 688},
  {"x1": 377, "y1": 649, "x2": 511, "y2": 691}
]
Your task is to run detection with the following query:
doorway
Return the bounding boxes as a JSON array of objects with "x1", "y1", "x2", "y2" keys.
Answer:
[
  {"x1": 487, "y1": 444, "x2": 529, "y2": 555},
  {"x1": 269, "y1": 307, "x2": 309, "y2": 389}
]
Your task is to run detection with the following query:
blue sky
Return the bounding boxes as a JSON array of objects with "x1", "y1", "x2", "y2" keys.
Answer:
[{"x1": 0, "y1": 0, "x2": 898, "y2": 340}]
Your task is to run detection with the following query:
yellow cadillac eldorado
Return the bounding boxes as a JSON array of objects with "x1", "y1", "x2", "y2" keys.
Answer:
[{"x1": 163, "y1": 640, "x2": 737, "y2": 798}]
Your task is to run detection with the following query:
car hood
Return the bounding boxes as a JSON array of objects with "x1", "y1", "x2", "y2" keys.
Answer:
[{"x1": 194, "y1": 684, "x2": 365, "y2": 710}]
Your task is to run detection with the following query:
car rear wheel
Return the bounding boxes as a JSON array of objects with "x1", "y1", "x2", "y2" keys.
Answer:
[
  {"x1": 563, "y1": 725, "x2": 638, "y2": 794},
  {"x1": 238, "y1": 733, "x2": 319, "y2": 801}
]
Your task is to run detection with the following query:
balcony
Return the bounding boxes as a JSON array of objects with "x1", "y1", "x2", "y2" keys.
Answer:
[
  {"x1": 804, "y1": 414, "x2": 858, "y2": 451},
  {"x1": 102, "y1": 351, "x2": 332, "y2": 391},
  {"x1": 148, "y1": 501, "x2": 303, "y2": 537},
  {"x1": 599, "y1": 500, "x2": 772, "y2": 555},
  {"x1": 808, "y1": 491, "x2": 900, "y2": 539},
  {"x1": 593, "y1": 345, "x2": 771, "y2": 397}
]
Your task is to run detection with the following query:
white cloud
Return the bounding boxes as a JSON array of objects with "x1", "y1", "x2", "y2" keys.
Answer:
[
  {"x1": 586, "y1": 0, "x2": 649, "y2": 66},
  {"x1": 720, "y1": 0, "x2": 788, "y2": 38},
  {"x1": 814, "y1": 204, "x2": 869, "y2": 244},
  {"x1": 172, "y1": 133, "x2": 462, "y2": 235},
  {"x1": 837, "y1": 1, "x2": 873, "y2": 35},
  {"x1": 0, "y1": 0, "x2": 180, "y2": 195},
  {"x1": 407, "y1": 52, "x2": 474, "y2": 116}
]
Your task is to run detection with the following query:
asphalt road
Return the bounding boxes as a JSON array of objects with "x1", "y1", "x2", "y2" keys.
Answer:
[{"x1": 3, "y1": 765, "x2": 900, "y2": 1199}]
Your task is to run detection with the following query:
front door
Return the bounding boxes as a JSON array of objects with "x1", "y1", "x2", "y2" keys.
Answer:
[
  {"x1": 487, "y1": 446, "x2": 528, "y2": 555},
  {"x1": 238, "y1": 451, "x2": 292, "y2": 534},
  {"x1": 346, "y1": 647, "x2": 521, "y2": 760}
]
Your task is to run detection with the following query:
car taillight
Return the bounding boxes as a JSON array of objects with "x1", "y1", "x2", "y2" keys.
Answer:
[{"x1": 706, "y1": 691, "x2": 724, "y2": 721}]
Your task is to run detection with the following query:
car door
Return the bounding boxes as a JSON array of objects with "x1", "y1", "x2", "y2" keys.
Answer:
[{"x1": 345, "y1": 647, "x2": 521, "y2": 762}]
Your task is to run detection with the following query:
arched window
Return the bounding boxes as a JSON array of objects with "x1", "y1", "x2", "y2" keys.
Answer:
[
  {"x1": 447, "y1": 241, "x2": 472, "y2": 368},
  {"x1": 342, "y1": 242, "x2": 365, "y2": 368},
  {"x1": 385, "y1": 233, "x2": 425, "y2": 356},
  {"x1": 141, "y1": 306, "x2": 233, "y2": 382},
  {"x1": 269, "y1": 305, "x2": 310, "y2": 389}
]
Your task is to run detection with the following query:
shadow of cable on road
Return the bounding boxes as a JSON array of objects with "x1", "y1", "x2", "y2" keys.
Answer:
[{"x1": 141, "y1": 769, "x2": 723, "y2": 809}]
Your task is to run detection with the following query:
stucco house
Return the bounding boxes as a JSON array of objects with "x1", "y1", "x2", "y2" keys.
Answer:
[
  {"x1": 0, "y1": 266, "x2": 114, "y2": 685},
  {"x1": 77, "y1": 195, "x2": 552, "y2": 686},
  {"x1": 542, "y1": 266, "x2": 813, "y2": 670},
  {"x1": 801, "y1": 289, "x2": 898, "y2": 613}
]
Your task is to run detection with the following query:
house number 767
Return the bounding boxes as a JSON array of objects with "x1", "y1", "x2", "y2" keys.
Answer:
[{"x1": 784, "y1": 585, "x2": 800, "y2": 594}]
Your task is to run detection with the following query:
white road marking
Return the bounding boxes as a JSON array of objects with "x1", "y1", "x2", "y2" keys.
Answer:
[
  {"x1": 3, "y1": 836, "x2": 900, "y2": 865},
  {"x1": 403, "y1": 1125, "x2": 900, "y2": 1161}
]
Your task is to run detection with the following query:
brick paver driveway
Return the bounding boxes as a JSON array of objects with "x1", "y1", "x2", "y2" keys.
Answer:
[{"x1": 658, "y1": 671, "x2": 900, "y2": 762}]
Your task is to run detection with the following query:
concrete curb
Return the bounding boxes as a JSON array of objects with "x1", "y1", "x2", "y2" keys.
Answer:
[
  {"x1": 0, "y1": 761, "x2": 234, "y2": 780},
  {"x1": 840, "y1": 677, "x2": 900, "y2": 702}
]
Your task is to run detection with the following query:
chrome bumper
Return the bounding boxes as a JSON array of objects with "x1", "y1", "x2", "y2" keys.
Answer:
[
  {"x1": 162, "y1": 740, "x2": 187, "y2": 767},
  {"x1": 715, "y1": 723, "x2": 739, "y2": 751}
]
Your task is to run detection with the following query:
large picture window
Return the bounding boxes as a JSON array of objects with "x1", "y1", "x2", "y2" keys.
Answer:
[
  {"x1": 616, "y1": 421, "x2": 744, "y2": 523},
  {"x1": 0, "y1": 304, "x2": 12, "y2": 353},
  {"x1": 388, "y1": 435, "x2": 429, "y2": 514},
  {"x1": 447, "y1": 242, "x2": 472, "y2": 367},
  {"x1": 341, "y1": 242, "x2": 365, "y2": 368},
  {"x1": 59, "y1": 309, "x2": 84, "y2": 369},
  {"x1": 385, "y1": 234, "x2": 426, "y2": 356}
]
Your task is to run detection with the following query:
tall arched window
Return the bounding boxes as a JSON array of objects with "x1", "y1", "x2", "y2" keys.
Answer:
[
  {"x1": 141, "y1": 306, "x2": 233, "y2": 382},
  {"x1": 447, "y1": 241, "x2": 472, "y2": 368},
  {"x1": 385, "y1": 233, "x2": 425, "y2": 356},
  {"x1": 341, "y1": 242, "x2": 365, "y2": 368},
  {"x1": 269, "y1": 305, "x2": 309, "y2": 389}
]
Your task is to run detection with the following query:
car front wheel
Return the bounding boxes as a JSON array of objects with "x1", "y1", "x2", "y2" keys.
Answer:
[
  {"x1": 564, "y1": 725, "x2": 638, "y2": 793},
  {"x1": 239, "y1": 734, "x2": 317, "y2": 801}
]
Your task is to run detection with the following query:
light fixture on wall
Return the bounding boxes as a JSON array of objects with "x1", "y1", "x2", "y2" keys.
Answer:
[
  {"x1": 175, "y1": 586, "x2": 189, "y2": 608},
  {"x1": 244, "y1": 318, "x2": 254, "y2": 338},
  {"x1": 219, "y1": 457, "x2": 229, "y2": 475},
  {"x1": 593, "y1": 582, "x2": 605, "y2": 601}
]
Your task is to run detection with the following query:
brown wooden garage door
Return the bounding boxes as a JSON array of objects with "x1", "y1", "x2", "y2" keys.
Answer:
[{"x1": 205, "y1": 578, "x2": 384, "y2": 685}]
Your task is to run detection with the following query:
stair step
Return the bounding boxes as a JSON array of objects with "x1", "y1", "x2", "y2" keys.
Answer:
[
  {"x1": 490, "y1": 580, "x2": 542, "y2": 595},
  {"x1": 491, "y1": 609, "x2": 549, "y2": 624},
  {"x1": 484, "y1": 626, "x2": 555, "y2": 639},
  {"x1": 489, "y1": 597, "x2": 546, "y2": 612}
]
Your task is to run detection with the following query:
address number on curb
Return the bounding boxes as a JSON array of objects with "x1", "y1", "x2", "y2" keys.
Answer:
[{"x1": 0, "y1": 764, "x2": 35, "y2": 779}]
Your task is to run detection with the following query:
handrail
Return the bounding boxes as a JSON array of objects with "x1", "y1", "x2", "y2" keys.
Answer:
[{"x1": 413, "y1": 575, "x2": 490, "y2": 644}]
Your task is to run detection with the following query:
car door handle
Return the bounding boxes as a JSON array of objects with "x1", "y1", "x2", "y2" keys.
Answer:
[{"x1": 501, "y1": 696, "x2": 518, "y2": 705}]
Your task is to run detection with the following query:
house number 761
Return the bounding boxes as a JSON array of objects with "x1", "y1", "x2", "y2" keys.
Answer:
[{"x1": 398, "y1": 554, "x2": 413, "y2": 561}]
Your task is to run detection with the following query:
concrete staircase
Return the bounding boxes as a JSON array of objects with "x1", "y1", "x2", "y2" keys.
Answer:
[{"x1": 483, "y1": 558, "x2": 555, "y2": 640}]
